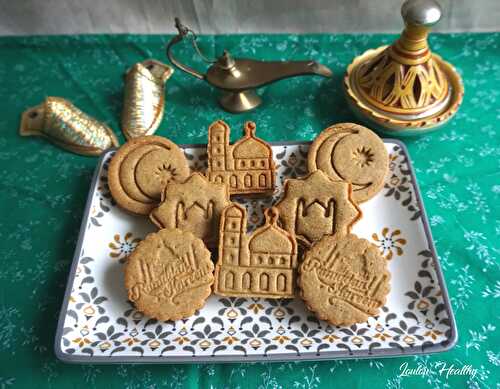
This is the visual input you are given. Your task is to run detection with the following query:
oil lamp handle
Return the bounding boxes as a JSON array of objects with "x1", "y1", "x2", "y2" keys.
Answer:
[{"x1": 165, "y1": 18, "x2": 206, "y2": 80}]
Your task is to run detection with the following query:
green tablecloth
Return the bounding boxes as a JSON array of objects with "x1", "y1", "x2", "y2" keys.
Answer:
[{"x1": 0, "y1": 32, "x2": 498, "y2": 388}]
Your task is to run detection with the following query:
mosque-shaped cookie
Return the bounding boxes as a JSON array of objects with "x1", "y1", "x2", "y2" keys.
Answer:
[
  {"x1": 214, "y1": 205, "x2": 298, "y2": 298},
  {"x1": 206, "y1": 120, "x2": 276, "y2": 196}
]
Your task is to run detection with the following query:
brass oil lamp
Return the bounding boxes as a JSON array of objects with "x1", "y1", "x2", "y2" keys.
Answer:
[{"x1": 166, "y1": 18, "x2": 332, "y2": 113}]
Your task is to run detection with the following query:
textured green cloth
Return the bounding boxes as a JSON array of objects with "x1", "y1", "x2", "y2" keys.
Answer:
[{"x1": 0, "y1": 33, "x2": 498, "y2": 388}]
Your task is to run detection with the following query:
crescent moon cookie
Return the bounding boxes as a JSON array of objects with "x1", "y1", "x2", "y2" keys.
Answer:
[
  {"x1": 299, "y1": 233, "x2": 391, "y2": 326},
  {"x1": 108, "y1": 136, "x2": 190, "y2": 215},
  {"x1": 124, "y1": 228, "x2": 214, "y2": 321},
  {"x1": 308, "y1": 123, "x2": 389, "y2": 203}
]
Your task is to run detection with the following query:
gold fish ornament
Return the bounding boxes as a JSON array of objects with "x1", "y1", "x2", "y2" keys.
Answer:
[
  {"x1": 121, "y1": 59, "x2": 174, "y2": 139},
  {"x1": 20, "y1": 97, "x2": 119, "y2": 156}
]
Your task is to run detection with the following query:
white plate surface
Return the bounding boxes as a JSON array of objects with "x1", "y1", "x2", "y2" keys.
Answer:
[{"x1": 55, "y1": 140, "x2": 456, "y2": 363}]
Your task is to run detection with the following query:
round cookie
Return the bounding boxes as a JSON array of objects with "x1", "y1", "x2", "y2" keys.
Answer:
[
  {"x1": 124, "y1": 228, "x2": 214, "y2": 321},
  {"x1": 299, "y1": 233, "x2": 390, "y2": 326},
  {"x1": 308, "y1": 123, "x2": 389, "y2": 203},
  {"x1": 108, "y1": 135, "x2": 190, "y2": 215}
]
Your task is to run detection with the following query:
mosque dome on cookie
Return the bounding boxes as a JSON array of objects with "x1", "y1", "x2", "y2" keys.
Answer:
[
  {"x1": 249, "y1": 224, "x2": 293, "y2": 254},
  {"x1": 232, "y1": 124, "x2": 270, "y2": 159},
  {"x1": 233, "y1": 137, "x2": 270, "y2": 158}
]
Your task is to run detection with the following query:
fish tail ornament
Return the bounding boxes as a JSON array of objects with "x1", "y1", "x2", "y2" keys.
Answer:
[
  {"x1": 121, "y1": 59, "x2": 174, "y2": 139},
  {"x1": 19, "y1": 96, "x2": 119, "y2": 156}
]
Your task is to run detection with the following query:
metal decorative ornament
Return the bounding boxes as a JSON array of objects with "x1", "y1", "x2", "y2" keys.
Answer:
[
  {"x1": 121, "y1": 59, "x2": 174, "y2": 139},
  {"x1": 166, "y1": 18, "x2": 332, "y2": 113},
  {"x1": 344, "y1": 0, "x2": 464, "y2": 135},
  {"x1": 20, "y1": 96, "x2": 119, "y2": 156}
]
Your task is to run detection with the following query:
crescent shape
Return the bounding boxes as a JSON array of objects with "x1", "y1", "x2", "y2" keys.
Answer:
[
  {"x1": 330, "y1": 132, "x2": 355, "y2": 182},
  {"x1": 349, "y1": 181, "x2": 371, "y2": 193},
  {"x1": 309, "y1": 128, "x2": 373, "y2": 191},
  {"x1": 108, "y1": 135, "x2": 190, "y2": 215},
  {"x1": 330, "y1": 137, "x2": 373, "y2": 189},
  {"x1": 119, "y1": 144, "x2": 160, "y2": 204},
  {"x1": 308, "y1": 129, "x2": 351, "y2": 179},
  {"x1": 308, "y1": 123, "x2": 373, "y2": 199},
  {"x1": 309, "y1": 124, "x2": 388, "y2": 202}
]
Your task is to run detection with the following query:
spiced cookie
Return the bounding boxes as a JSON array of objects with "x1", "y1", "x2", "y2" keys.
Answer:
[
  {"x1": 150, "y1": 172, "x2": 232, "y2": 247},
  {"x1": 214, "y1": 205, "x2": 298, "y2": 299},
  {"x1": 206, "y1": 120, "x2": 276, "y2": 196},
  {"x1": 124, "y1": 228, "x2": 214, "y2": 321},
  {"x1": 308, "y1": 123, "x2": 389, "y2": 203},
  {"x1": 108, "y1": 135, "x2": 190, "y2": 215},
  {"x1": 275, "y1": 170, "x2": 361, "y2": 247},
  {"x1": 299, "y1": 233, "x2": 391, "y2": 326}
]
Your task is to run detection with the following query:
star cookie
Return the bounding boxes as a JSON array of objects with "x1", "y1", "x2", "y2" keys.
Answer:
[
  {"x1": 275, "y1": 170, "x2": 361, "y2": 247},
  {"x1": 150, "y1": 173, "x2": 232, "y2": 247}
]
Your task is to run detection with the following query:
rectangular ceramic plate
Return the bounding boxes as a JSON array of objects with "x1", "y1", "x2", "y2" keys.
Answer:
[{"x1": 55, "y1": 140, "x2": 457, "y2": 363}]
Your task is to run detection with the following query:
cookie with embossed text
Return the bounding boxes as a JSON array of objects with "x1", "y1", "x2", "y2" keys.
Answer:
[
  {"x1": 308, "y1": 123, "x2": 389, "y2": 203},
  {"x1": 124, "y1": 228, "x2": 214, "y2": 321},
  {"x1": 299, "y1": 233, "x2": 391, "y2": 326}
]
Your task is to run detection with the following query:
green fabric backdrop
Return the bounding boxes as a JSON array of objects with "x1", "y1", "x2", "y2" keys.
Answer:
[{"x1": 0, "y1": 33, "x2": 498, "y2": 388}]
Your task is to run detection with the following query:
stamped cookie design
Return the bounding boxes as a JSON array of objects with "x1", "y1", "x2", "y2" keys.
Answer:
[
  {"x1": 150, "y1": 173, "x2": 232, "y2": 247},
  {"x1": 206, "y1": 120, "x2": 276, "y2": 196},
  {"x1": 124, "y1": 228, "x2": 214, "y2": 321},
  {"x1": 275, "y1": 170, "x2": 361, "y2": 247},
  {"x1": 299, "y1": 233, "x2": 391, "y2": 326},
  {"x1": 108, "y1": 136, "x2": 190, "y2": 215},
  {"x1": 214, "y1": 205, "x2": 297, "y2": 299},
  {"x1": 308, "y1": 123, "x2": 389, "y2": 203}
]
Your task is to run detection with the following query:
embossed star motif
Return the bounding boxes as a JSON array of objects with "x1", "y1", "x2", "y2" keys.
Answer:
[
  {"x1": 352, "y1": 146, "x2": 375, "y2": 168},
  {"x1": 155, "y1": 162, "x2": 177, "y2": 181}
]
